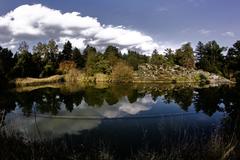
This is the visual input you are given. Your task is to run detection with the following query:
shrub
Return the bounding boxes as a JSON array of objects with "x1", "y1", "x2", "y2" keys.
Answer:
[
  {"x1": 95, "y1": 73, "x2": 110, "y2": 82},
  {"x1": 64, "y1": 68, "x2": 84, "y2": 82},
  {"x1": 58, "y1": 61, "x2": 77, "y2": 74},
  {"x1": 111, "y1": 61, "x2": 134, "y2": 83}
]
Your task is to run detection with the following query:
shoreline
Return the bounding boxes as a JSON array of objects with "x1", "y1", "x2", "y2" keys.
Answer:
[
  {"x1": 11, "y1": 75, "x2": 235, "y2": 87},
  {"x1": 10, "y1": 79, "x2": 235, "y2": 93}
]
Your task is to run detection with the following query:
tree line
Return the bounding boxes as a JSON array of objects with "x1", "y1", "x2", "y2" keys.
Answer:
[{"x1": 1, "y1": 40, "x2": 240, "y2": 85}]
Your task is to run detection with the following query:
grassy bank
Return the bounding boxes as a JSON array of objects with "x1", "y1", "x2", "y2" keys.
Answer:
[{"x1": 13, "y1": 75, "x2": 65, "y2": 87}]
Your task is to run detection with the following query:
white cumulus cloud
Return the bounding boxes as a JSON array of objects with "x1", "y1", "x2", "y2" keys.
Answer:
[
  {"x1": 0, "y1": 4, "x2": 160, "y2": 55},
  {"x1": 222, "y1": 31, "x2": 235, "y2": 37},
  {"x1": 199, "y1": 29, "x2": 211, "y2": 35}
]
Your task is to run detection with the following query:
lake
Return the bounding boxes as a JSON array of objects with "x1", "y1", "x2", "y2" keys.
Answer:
[{"x1": 0, "y1": 83, "x2": 239, "y2": 159}]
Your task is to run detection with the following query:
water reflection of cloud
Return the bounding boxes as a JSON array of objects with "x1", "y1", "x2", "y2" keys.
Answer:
[
  {"x1": 5, "y1": 110, "x2": 102, "y2": 140},
  {"x1": 119, "y1": 94, "x2": 154, "y2": 115},
  {"x1": 4, "y1": 94, "x2": 155, "y2": 139},
  {"x1": 95, "y1": 94, "x2": 154, "y2": 118}
]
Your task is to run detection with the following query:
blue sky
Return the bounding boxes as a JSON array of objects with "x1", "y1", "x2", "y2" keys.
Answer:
[{"x1": 0, "y1": 0, "x2": 239, "y2": 53}]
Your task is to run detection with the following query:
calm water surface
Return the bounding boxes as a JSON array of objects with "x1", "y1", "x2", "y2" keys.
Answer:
[{"x1": 0, "y1": 83, "x2": 239, "y2": 159}]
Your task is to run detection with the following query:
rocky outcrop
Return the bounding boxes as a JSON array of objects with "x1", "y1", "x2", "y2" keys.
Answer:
[{"x1": 133, "y1": 64, "x2": 232, "y2": 84}]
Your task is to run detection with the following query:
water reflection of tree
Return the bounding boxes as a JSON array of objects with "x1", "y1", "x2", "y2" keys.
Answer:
[
  {"x1": 164, "y1": 87, "x2": 194, "y2": 111},
  {"x1": 60, "y1": 94, "x2": 74, "y2": 112},
  {"x1": 127, "y1": 89, "x2": 139, "y2": 103},
  {"x1": 16, "y1": 92, "x2": 35, "y2": 116},
  {"x1": 0, "y1": 91, "x2": 16, "y2": 113},
  {"x1": 0, "y1": 91, "x2": 16, "y2": 126},
  {"x1": 0, "y1": 84, "x2": 240, "y2": 120},
  {"x1": 194, "y1": 87, "x2": 223, "y2": 116},
  {"x1": 83, "y1": 87, "x2": 106, "y2": 106}
]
